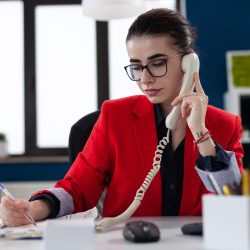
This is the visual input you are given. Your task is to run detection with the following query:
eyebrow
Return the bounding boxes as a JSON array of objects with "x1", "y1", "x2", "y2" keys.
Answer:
[{"x1": 129, "y1": 53, "x2": 167, "y2": 63}]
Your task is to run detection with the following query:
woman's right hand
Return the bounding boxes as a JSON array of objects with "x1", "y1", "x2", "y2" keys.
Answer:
[{"x1": 0, "y1": 196, "x2": 50, "y2": 227}]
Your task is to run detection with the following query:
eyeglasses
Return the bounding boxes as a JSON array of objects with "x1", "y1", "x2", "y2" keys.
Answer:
[{"x1": 124, "y1": 54, "x2": 182, "y2": 81}]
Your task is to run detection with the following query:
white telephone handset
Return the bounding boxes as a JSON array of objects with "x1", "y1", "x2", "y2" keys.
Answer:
[
  {"x1": 165, "y1": 53, "x2": 200, "y2": 130},
  {"x1": 96, "y1": 53, "x2": 200, "y2": 232}
]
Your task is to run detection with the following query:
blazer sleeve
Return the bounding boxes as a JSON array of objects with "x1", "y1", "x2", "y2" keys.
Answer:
[
  {"x1": 195, "y1": 115, "x2": 244, "y2": 193},
  {"x1": 57, "y1": 101, "x2": 113, "y2": 213},
  {"x1": 31, "y1": 101, "x2": 113, "y2": 216},
  {"x1": 227, "y1": 115, "x2": 244, "y2": 171}
]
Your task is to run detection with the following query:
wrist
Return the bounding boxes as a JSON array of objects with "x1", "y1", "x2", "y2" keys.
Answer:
[
  {"x1": 191, "y1": 127, "x2": 208, "y2": 140},
  {"x1": 192, "y1": 130, "x2": 216, "y2": 156},
  {"x1": 193, "y1": 130, "x2": 211, "y2": 144},
  {"x1": 30, "y1": 200, "x2": 51, "y2": 221}
]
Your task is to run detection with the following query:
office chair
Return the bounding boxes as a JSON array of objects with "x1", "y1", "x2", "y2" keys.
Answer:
[
  {"x1": 68, "y1": 110, "x2": 101, "y2": 164},
  {"x1": 68, "y1": 110, "x2": 106, "y2": 214}
]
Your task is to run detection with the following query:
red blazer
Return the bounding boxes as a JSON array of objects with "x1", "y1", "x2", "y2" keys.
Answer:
[{"x1": 55, "y1": 95, "x2": 244, "y2": 217}]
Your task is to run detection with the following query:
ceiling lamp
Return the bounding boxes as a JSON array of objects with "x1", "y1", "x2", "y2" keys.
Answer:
[{"x1": 82, "y1": 0, "x2": 146, "y2": 21}]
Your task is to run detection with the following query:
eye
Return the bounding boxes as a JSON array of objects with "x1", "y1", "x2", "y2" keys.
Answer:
[
  {"x1": 130, "y1": 65, "x2": 142, "y2": 71},
  {"x1": 151, "y1": 60, "x2": 166, "y2": 67}
]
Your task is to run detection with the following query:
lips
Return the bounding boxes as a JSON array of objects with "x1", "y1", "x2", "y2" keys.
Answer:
[{"x1": 144, "y1": 89, "x2": 162, "y2": 96}]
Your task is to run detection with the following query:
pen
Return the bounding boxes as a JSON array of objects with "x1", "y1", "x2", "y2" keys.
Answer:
[
  {"x1": 242, "y1": 170, "x2": 249, "y2": 196},
  {"x1": 206, "y1": 172, "x2": 223, "y2": 195},
  {"x1": 222, "y1": 184, "x2": 233, "y2": 195},
  {"x1": 248, "y1": 170, "x2": 250, "y2": 195},
  {"x1": 0, "y1": 183, "x2": 37, "y2": 227}
]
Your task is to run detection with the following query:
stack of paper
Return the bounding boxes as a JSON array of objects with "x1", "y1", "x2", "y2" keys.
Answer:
[{"x1": 0, "y1": 207, "x2": 98, "y2": 240}]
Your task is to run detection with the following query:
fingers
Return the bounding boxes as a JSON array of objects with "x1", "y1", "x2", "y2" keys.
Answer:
[
  {"x1": 1, "y1": 213, "x2": 30, "y2": 227},
  {"x1": 171, "y1": 73, "x2": 208, "y2": 107},
  {"x1": 194, "y1": 72, "x2": 205, "y2": 95},
  {"x1": 15, "y1": 199, "x2": 30, "y2": 210},
  {"x1": 181, "y1": 96, "x2": 198, "y2": 118},
  {"x1": 0, "y1": 196, "x2": 31, "y2": 227},
  {"x1": 172, "y1": 92, "x2": 208, "y2": 107},
  {"x1": 1, "y1": 196, "x2": 29, "y2": 211},
  {"x1": 181, "y1": 100, "x2": 191, "y2": 118},
  {"x1": 171, "y1": 91, "x2": 194, "y2": 106}
]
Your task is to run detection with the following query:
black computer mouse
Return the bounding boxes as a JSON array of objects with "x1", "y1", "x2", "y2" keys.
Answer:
[{"x1": 123, "y1": 220, "x2": 160, "y2": 243}]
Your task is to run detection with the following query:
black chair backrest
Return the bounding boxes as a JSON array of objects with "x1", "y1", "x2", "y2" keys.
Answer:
[{"x1": 68, "y1": 110, "x2": 100, "y2": 164}]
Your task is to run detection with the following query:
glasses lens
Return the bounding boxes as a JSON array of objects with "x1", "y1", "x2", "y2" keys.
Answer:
[
  {"x1": 148, "y1": 59, "x2": 167, "y2": 77},
  {"x1": 125, "y1": 59, "x2": 168, "y2": 81},
  {"x1": 126, "y1": 64, "x2": 142, "y2": 81}
]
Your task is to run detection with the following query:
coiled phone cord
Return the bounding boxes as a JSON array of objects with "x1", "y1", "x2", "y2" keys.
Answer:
[{"x1": 95, "y1": 128, "x2": 170, "y2": 232}]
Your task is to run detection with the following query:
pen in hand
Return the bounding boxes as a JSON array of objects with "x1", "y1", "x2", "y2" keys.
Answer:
[{"x1": 0, "y1": 182, "x2": 37, "y2": 227}]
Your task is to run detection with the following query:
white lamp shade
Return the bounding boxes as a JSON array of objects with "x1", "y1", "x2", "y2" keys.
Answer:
[{"x1": 82, "y1": 0, "x2": 146, "y2": 21}]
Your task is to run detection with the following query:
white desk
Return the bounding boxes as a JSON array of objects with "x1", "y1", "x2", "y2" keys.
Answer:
[{"x1": 0, "y1": 217, "x2": 204, "y2": 250}]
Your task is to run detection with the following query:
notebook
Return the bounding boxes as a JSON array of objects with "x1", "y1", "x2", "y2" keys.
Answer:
[{"x1": 0, "y1": 207, "x2": 98, "y2": 240}]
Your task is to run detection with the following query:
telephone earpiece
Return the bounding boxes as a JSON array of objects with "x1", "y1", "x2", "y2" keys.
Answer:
[
  {"x1": 165, "y1": 52, "x2": 200, "y2": 130},
  {"x1": 181, "y1": 52, "x2": 199, "y2": 73}
]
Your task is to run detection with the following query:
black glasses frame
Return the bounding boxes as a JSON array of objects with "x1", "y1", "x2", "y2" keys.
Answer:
[{"x1": 124, "y1": 58, "x2": 168, "y2": 81}]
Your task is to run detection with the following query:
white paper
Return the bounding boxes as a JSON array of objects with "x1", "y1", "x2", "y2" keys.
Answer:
[{"x1": 0, "y1": 207, "x2": 98, "y2": 239}]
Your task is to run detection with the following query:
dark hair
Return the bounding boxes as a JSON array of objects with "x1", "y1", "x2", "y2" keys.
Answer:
[{"x1": 126, "y1": 8, "x2": 196, "y2": 54}]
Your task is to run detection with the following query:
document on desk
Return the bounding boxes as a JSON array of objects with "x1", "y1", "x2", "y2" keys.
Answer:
[
  {"x1": 0, "y1": 226, "x2": 43, "y2": 239},
  {"x1": 0, "y1": 207, "x2": 98, "y2": 239},
  {"x1": 58, "y1": 207, "x2": 98, "y2": 220}
]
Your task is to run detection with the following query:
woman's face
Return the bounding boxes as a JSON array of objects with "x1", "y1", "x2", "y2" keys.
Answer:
[{"x1": 126, "y1": 35, "x2": 184, "y2": 112}]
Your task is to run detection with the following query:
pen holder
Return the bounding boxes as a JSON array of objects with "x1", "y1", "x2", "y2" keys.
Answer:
[
  {"x1": 43, "y1": 219, "x2": 95, "y2": 250},
  {"x1": 203, "y1": 195, "x2": 250, "y2": 250}
]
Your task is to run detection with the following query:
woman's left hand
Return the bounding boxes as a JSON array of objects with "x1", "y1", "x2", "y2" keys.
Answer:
[{"x1": 171, "y1": 72, "x2": 208, "y2": 133}]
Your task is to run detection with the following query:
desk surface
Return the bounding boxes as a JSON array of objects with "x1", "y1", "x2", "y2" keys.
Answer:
[{"x1": 0, "y1": 217, "x2": 203, "y2": 250}]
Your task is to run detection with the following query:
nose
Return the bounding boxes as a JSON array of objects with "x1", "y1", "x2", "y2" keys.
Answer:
[{"x1": 140, "y1": 68, "x2": 154, "y2": 85}]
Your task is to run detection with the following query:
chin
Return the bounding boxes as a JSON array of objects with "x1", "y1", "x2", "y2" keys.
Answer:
[{"x1": 146, "y1": 96, "x2": 162, "y2": 104}]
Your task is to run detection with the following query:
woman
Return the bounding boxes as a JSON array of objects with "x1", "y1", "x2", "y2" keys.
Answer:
[{"x1": 0, "y1": 8, "x2": 244, "y2": 227}]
